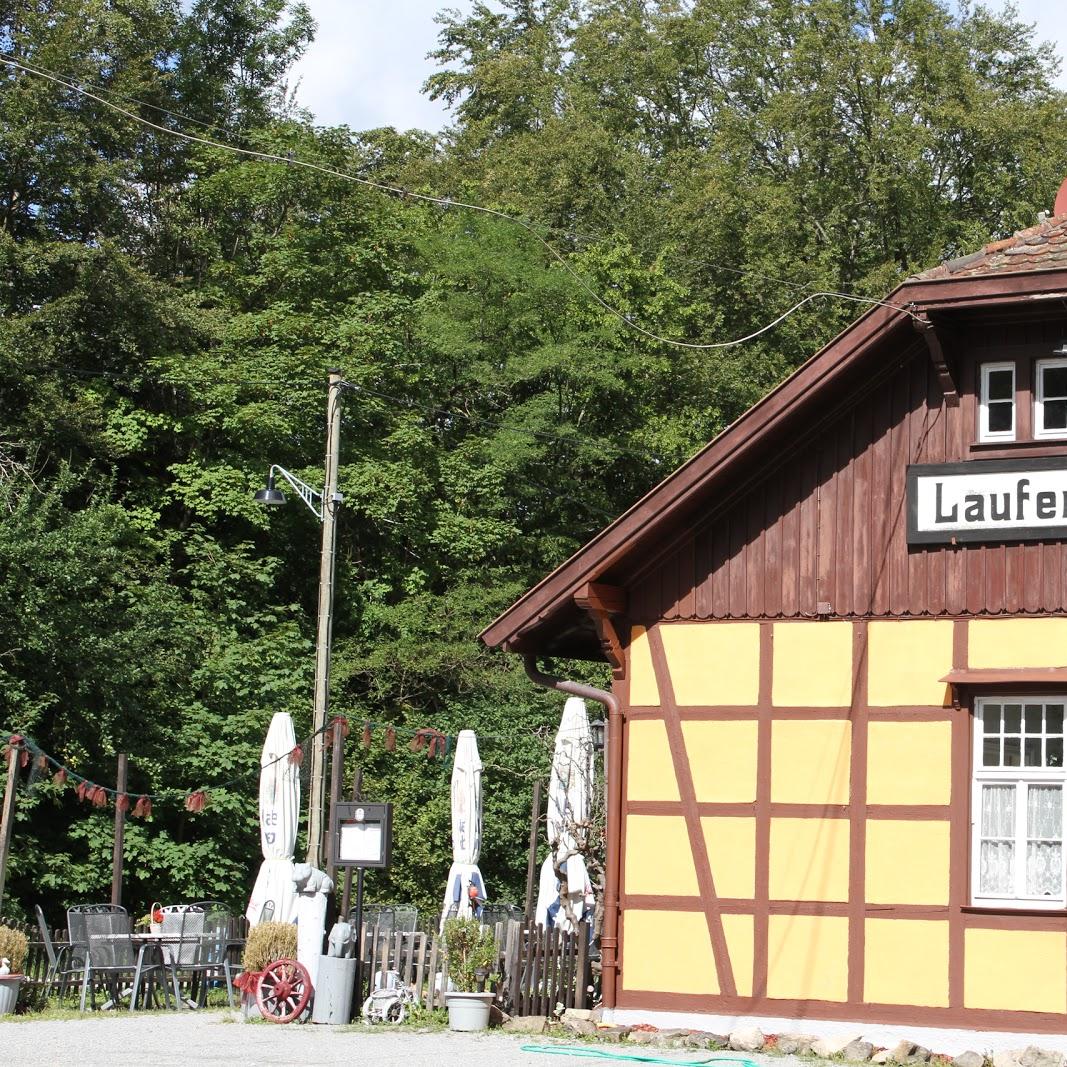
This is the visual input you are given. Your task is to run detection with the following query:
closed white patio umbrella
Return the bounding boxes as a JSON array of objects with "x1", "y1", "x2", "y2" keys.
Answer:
[
  {"x1": 535, "y1": 697, "x2": 595, "y2": 934},
  {"x1": 440, "y1": 730, "x2": 487, "y2": 929},
  {"x1": 246, "y1": 712, "x2": 301, "y2": 926}
]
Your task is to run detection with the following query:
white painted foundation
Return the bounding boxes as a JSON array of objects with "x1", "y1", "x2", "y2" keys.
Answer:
[{"x1": 604, "y1": 1007, "x2": 1067, "y2": 1056}]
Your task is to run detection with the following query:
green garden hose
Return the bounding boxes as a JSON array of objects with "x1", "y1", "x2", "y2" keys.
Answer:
[{"x1": 520, "y1": 1046, "x2": 760, "y2": 1067}]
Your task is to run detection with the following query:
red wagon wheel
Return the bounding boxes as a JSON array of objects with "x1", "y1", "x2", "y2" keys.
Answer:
[{"x1": 256, "y1": 958, "x2": 312, "y2": 1023}]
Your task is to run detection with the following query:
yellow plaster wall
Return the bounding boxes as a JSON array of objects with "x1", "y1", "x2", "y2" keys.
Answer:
[
  {"x1": 701, "y1": 817, "x2": 756, "y2": 899},
  {"x1": 766, "y1": 914, "x2": 849, "y2": 1002},
  {"x1": 723, "y1": 913, "x2": 754, "y2": 998},
  {"x1": 964, "y1": 928, "x2": 1067, "y2": 1014},
  {"x1": 772, "y1": 622, "x2": 854, "y2": 707},
  {"x1": 622, "y1": 911, "x2": 716, "y2": 995},
  {"x1": 866, "y1": 721, "x2": 952, "y2": 806},
  {"x1": 626, "y1": 720, "x2": 679, "y2": 802},
  {"x1": 770, "y1": 720, "x2": 852, "y2": 805},
  {"x1": 769, "y1": 818, "x2": 850, "y2": 902},
  {"x1": 865, "y1": 820, "x2": 950, "y2": 905},
  {"x1": 867, "y1": 621, "x2": 954, "y2": 706},
  {"x1": 660, "y1": 623, "x2": 761, "y2": 705},
  {"x1": 968, "y1": 618, "x2": 1067, "y2": 669},
  {"x1": 683, "y1": 720, "x2": 758, "y2": 803},
  {"x1": 629, "y1": 626, "x2": 661, "y2": 706},
  {"x1": 624, "y1": 816, "x2": 698, "y2": 896},
  {"x1": 621, "y1": 910, "x2": 753, "y2": 997},
  {"x1": 864, "y1": 919, "x2": 949, "y2": 1007}
]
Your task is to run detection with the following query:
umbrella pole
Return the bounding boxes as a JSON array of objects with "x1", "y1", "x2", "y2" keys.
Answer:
[{"x1": 524, "y1": 779, "x2": 542, "y2": 923}]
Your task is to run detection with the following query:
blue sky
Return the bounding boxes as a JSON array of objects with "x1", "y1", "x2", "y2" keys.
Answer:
[{"x1": 289, "y1": 1, "x2": 1067, "y2": 134}]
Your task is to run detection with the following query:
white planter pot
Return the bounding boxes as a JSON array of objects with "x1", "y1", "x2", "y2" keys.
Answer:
[
  {"x1": 444, "y1": 991, "x2": 494, "y2": 1032},
  {"x1": 0, "y1": 975, "x2": 22, "y2": 1015}
]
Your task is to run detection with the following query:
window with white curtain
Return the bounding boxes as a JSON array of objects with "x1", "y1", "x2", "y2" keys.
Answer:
[{"x1": 973, "y1": 698, "x2": 1066, "y2": 908}]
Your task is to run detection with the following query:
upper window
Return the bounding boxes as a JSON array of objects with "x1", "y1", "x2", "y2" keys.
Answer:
[
  {"x1": 973, "y1": 697, "x2": 1065, "y2": 908},
  {"x1": 1035, "y1": 358, "x2": 1067, "y2": 439},
  {"x1": 979, "y1": 362, "x2": 1016, "y2": 442}
]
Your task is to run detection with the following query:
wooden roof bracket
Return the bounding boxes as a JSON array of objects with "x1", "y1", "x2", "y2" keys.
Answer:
[
  {"x1": 913, "y1": 311, "x2": 959, "y2": 407},
  {"x1": 573, "y1": 582, "x2": 627, "y2": 680}
]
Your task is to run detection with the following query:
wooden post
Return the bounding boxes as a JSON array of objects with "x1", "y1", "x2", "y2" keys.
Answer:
[
  {"x1": 325, "y1": 721, "x2": 344, "y2": 885},
  {"x1": 110, "y1": 753, "x2": 128, "y2": 907},
  {"x1": 340, "y1": 768, "x2": 362, "y2": 916},
  {"x1": 0, "y1": 746, "x2": 18, "y2": 915},
  {"x1": 524, "y1": 779, "x2": 542, "y2": 922}
]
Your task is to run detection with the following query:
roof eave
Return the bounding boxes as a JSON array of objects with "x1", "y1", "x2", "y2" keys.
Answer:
[{"x1": 479, "y1": 267, "x2": 1067, "y2": 655}]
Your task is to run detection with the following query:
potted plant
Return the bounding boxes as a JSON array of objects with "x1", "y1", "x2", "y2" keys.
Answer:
[
  {"x1": 442, "y1": 917, "x2": 497, "y2": 1032},
  {"x1": 234, "y1": 921, "x2": 298, "y2": 1017},
  {"x1": 0, "y1": 924, "x2": 29, "y2": 1015}
]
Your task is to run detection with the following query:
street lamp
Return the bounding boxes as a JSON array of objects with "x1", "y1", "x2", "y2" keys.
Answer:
[{"x1": 254, "y1": 369, "x2": 344, "y2": 870}]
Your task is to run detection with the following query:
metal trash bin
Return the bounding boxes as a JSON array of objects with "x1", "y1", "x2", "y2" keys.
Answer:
[{"x1": 311, "y1": 954, "x2": 357, "y2": 1024}]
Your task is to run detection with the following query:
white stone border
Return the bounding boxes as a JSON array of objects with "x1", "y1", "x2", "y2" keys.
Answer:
[{"x1": 603, "y1": 1008, "x2": 1067, "y2": 1057}]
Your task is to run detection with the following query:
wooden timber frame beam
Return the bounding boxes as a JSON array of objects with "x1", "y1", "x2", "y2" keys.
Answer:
[
  {"x1": 913, "y1": 312, "x2": 959, "y2": 407},
  {"x1": 573, "y1": 582, "x2": 626, "y2": 679}
]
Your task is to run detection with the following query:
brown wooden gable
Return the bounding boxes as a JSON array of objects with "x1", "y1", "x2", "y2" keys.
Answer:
[
  {"x1": 480, "y1": 267, "x2": 1067, "y2": 660},
  {"x1": 630, "y1": 315, "x2": 1067, "y2": 623}
]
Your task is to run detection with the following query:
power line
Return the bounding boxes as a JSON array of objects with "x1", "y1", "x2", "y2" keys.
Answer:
[
  {"x1": 9, "y1": 58, "x2": 880, "y2": 302},
  {"x1": 1, "y1": 55, "x2": 921, "y2": 352}
]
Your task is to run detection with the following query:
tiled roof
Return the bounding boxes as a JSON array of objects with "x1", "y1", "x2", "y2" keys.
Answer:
[{"x1": 915, "y1": 214, "x2": 1067, "y2": 280}]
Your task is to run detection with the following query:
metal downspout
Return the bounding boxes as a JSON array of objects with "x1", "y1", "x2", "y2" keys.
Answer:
[{"x1": 523, "y1": 654, "x2": 622, "y2": 1010}]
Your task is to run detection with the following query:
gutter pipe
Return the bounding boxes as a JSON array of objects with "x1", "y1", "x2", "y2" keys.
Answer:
[{"x1": 523, "y1": 654, "x2": 622, "y2": 1010}]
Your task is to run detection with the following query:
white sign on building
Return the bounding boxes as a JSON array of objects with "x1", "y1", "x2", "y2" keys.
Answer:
[{"x1": 907, "y1": 458, "x2": 1067, "y2": 544}]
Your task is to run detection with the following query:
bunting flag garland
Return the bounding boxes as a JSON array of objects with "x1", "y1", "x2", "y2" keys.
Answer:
[{"x1": 1, "y1": 713, "x2": 517, "y2": 821}]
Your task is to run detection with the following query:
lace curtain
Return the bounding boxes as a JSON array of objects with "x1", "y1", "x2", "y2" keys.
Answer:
[
  {"x1": 1027, "y1": 785, "x2": 1063, "y2": 897},
  {"x1": 980, "y1": 784, "x2": 1015, "y2": 895},
  {"x1": 979, "y1": 783, "x2": 1063, "y2": 897}
]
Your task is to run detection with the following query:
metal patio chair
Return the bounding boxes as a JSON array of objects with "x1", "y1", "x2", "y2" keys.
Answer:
[
  {"x1": 68, "y1": 904, "x2": 172, "y2": 1012},
  {"x1": 35, "y1": 906, "x2": 81, "y2": 999},
  {"x1": 179, "y1": 902, "x2": 235, "y2": 1009},
  {"x1": 160, "y1": 903, "x2": 204, "y2": 1006}
]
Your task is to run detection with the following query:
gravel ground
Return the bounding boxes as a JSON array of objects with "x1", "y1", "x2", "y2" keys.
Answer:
[{"x1": 0, "y1": 1012, "x2": 798, "y2": 1067}]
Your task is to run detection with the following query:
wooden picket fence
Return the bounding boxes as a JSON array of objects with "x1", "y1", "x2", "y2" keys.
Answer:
[
  {"x1": 6, "y1": 913, "x2": 593, "y2": 1018},
  {"x1": 354, "y1": 917, "x2": 593, "y2": 1017}
]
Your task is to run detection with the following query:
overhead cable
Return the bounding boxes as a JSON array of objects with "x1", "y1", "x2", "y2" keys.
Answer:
[{"x1": 1, "y1": 55, "x2": 922, "y2": 351}]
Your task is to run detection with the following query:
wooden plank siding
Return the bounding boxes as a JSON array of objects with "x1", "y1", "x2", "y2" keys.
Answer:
[{"x1": 633, "y1": 319, "x2": 1067, "y2": 623}]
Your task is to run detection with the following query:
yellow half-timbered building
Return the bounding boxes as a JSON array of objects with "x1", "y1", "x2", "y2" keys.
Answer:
[{"x1": 483, "y1": 205, "x2": 1067, "y2": 1046}]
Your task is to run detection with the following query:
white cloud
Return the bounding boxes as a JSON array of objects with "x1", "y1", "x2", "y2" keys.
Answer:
[
  {"x1": 290, "y1": 0, "x2": 475, "y2": 132},
  {"x1": 289, "y1": 1, "x2": 1067, "y2": 134}
]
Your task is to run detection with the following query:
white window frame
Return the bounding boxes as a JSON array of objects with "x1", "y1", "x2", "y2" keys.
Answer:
[
  {"x1": 978, "y1": 362, "x2": 1016, "y2": 443},
  {"x1": 971, "y1": 696, "x2": 1066, "y2": 909},
  {"x1": 1034, "y1": 358, "x2": 1067, "y2": 439}
]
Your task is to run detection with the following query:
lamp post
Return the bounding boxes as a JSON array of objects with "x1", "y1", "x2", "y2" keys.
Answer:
[{"x1": 255, "y1": 368, "x2": 344, "y2": 869}]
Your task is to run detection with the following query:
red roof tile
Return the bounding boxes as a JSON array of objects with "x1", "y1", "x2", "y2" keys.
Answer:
[{"x1": 915, "y1": 214, "x2": 1067, "y2": 280}]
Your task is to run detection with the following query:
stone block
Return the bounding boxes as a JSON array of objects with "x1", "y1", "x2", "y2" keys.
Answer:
[
  {"x1": 778, "y1": 1034, "x2": 818, "y2": 1056},
  {"x1": 729, "y1": 1027, "x2": 765, "y2": 1052},
  {"x1": 993, "y1": 1053, "x2": 1022, "y2": 1067},
  {"x1": 844, "y1": 1040, "x2": 876, "y2": 1061},
  {"x1": 813, "y1": 1033, "x2": 865, "y2": 1058},
  {"x1": 1020, "y1": 1048, "x2": 1065, "y2": 1067},
  {"x1": 953, "y1": 1053, "x2": 985, "y2": 1067},
  {"x1": 595, "y1": 1025, "x2": 632, "y2": 1040},
  {"x1": 628, "y1": 1031, "x2": 658, "y2": 1045},
  {"x1": 563, "y1": 1007, "x2": 594, "y2": 1023},
  {"x1": 503, "y1": 1015, "x2": 548, "y2": 1034}
]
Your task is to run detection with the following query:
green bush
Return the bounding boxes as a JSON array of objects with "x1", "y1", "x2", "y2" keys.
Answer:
[
  {"x1": 443, "y1": 918, "x2": 497, "y2": 993},
  {"x1": 0, "y1": 925, "x2": 29, "y2": 975},
  {"x1": 241, "y1": 922, "x2": 297, "y2": 973}
]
